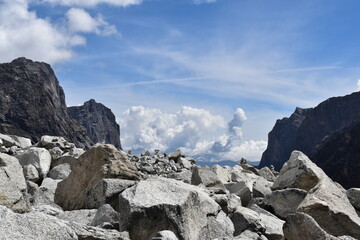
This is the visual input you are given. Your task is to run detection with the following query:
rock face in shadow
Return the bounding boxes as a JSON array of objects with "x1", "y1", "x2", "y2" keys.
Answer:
[
  {"x1": 259, "y1": 92, "x2": 360, "y2": 188},
  {"x1": 0, "y1": 58, "x2": 92, "y2": 148},
  {"x1": 68, "y1": 99, "x2": 122, "y2": 149}
]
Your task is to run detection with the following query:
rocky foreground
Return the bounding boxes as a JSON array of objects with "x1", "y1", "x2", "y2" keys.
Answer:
[{"x1": 0, "y1": 133, "x2": 360, "y2": 240}]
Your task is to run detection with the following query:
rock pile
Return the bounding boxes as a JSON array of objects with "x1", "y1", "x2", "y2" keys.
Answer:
[{"x1": 0, "y1": 132, "x2": 360, "y2": 240}]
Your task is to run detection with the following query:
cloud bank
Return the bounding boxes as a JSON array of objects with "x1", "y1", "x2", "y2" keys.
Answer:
[{"x1": 120, "y1": 106, "x2": 267, "y2": 162}]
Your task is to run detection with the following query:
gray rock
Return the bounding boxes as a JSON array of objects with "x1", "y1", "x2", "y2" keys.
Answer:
[
  {"x1": 230, "y1": 206, "x2": 264, "y2": 236},
  {"x1": 62, "y1": 147, "x2": 85, "y2": 158},
  {"x1": 119, "y1": 177, "x2": 234, "y2": 240},
  {"x1": 55, "y1": 144, "x2": 140, "y2": 210},
  {"x1": 347, "y1": 188, "x2": 360, "y2": 211},
  {"x1": 51, "y1": 156, "x2": 77, "y2": 170},
  {"x1": 253, "y1": 177, "x2": 273, "y2": 198},
  {"x1": 39, "y1": 135, "x2": 72, "y2": 150},
  {"x1": 0, "y1": 133, "x2": 19, "y2": 147},
  {"x1": 16, "y1": 147, "x2": 52, "y2": 178},
  {"x1": 179, "y1": 157, "x2": 192, "y2": 170},
  {"x1": 235, "y1": 230, "x2": 268, "y2": 240},
  {"x1": 169, "y1": 149, "x2": 182, "y2": 162},
  {"x1": 23, "y1": 164, "x2": 39, "y2": 182},
  {"x1": 58, "y1": 209, "x2": 97, "y2": 226},
  {"x1": 48, "y1": 163, "x2": 71, "y2": 180},
  {"x1": 49, "y1": 147, "x2": 64, "y2": 161},
  {"x1": 226, "y1": 181, "x2": 253, "y2": 206},
  {"x1": 249, "y1": 204, "x2": 284, "y2": 240},
  {"x1": 211, "y1": 164, "x2": 231, "y2": 182},
  {"x1": 40, "y1": 177, "x2": 61, "y2": 202},
  {"x1": 91, "y1": 204, "x2": 120, "y2": 229},
  {"x1": 0, "y1": 205, "x2": 78, "y2": 240},
  {"x1": 247, "y1": 198, "x2": 272, "y2": 212},
  {"x1": 167, "y1": 169, "x2": 192, "y2": 183},
  {"x1": 32, "y1": 205, "x2": 64, "y2": 216},
  {"x1": 267, "y1": 188, "x2": 308, "y2": 219},
  {"x1": 191, "y1": 165, "x2": 225, "y2": 189},
  {"x1": 9, "y1": 135, "x2": 32, "y2": 149},
  {"x1": 227, "y1": 194, "x2": 242, "y2": 214},
  {"x1": 0, "y1": 153, "x2": 29, "y2": 213},
  {"x1": 27, "y1": 181, "x2": 61, "y2": 209},
  {"x1": 259, "y1": 167, "x2": 276, "y2": 182},
  {"x1": 83, "y1": 179, "x2": 136, "y2": 210},
  {"x1": 70, "y1": 222, "x2": 129, "y2": 240},
  {"x1": 152, "y1": 230, "x2": 179, "y2": 240}
]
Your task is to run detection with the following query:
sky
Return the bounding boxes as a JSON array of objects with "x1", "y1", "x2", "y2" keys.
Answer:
[{"x1": 1, "y1": 0, "x2": 360, "y2": 162}]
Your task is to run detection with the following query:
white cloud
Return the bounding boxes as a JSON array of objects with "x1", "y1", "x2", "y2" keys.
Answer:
[
  {"x1": 40, "y1": 0, "x2": 142, "y2": 8},
  {"x1": 120, "y1": 105, "x2": 267, "y2": 162},
  {"x1": 357, "y1": 79, "x2": 360, "y2": 91},
  {"x1": 0, "y1": 1, "x2": 118, "y2": 64},
  {"x1": 66, "y1": 8, "x2": 118, "y2": 35}
]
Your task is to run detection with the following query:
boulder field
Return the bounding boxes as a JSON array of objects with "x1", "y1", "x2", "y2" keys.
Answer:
[{"x1": 0, "y1": 133, "x2": 359, "y2": 239}]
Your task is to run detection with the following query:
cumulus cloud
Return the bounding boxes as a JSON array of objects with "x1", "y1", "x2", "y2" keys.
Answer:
[
  {"x1": 0, "y1": 0, "x2": 118, "y2": 64},
  {"x1": 66, "y1": 8, "x2": 117, "y2": 35},
  {"x1": 120, "y1": 105, "x2": 267, "y2": 162},
  {"x1": 40, "y1": 0, "x2": 142, "y2": 8}
]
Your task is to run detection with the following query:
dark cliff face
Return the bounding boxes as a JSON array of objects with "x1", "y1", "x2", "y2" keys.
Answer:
[
  {"x1": 259, "y1": 91, "x2": 360, "y2": 188},
  {"x1": 0, "y1": 57, "x2": 93, "y2": 148},
  {"x1": 68, "y1": 99, "x2": 122, "y2": 149}
]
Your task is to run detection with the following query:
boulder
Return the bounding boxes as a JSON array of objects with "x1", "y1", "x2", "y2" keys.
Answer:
[
  {"x1": 178, "y1": 157, "x2": 192, "y2": 170},
  {"x1": 0, "y1": 133, "x2": 19, "y2": 147},
  {"x1": 48, "y1": 163, "x2": 71, "y2": 180},
  {"x1": 226, "y1": 181, "x2": 254, "y2": 206},
  {"x1": 253, "y1": 177, "x2": 272, "y2": 198},
  {"x1": 83, "y1": 179, "x2": 136, "y2": 210},
  {"x1": 49, "y1": 147, "x2": 64, "y2": 161},
  {"x1": 39, "y1": 135, "x2": 72, "y2": 150},
  {"x1": 62, "y1": 147, "x2": 85, "y2": 159},
  {"x1": 211, "y1": 164, "x2": 231, "y2": 182},
  {"x1": 167, "y1": 169, "x2": 192, "y2": 183},
  {"x1": 55, "y1": 144, "x2": 140, "y2": 210},
  {"x1": 91, "y1": 204, "x2": 120, "y2": 229},
  {"x1": 249, "y1": 204, "x2": 284, "y2": 240},
  {"x1": 58, "y1": 209, "x2": 97, "y2": 226},
  {"x1": 152, "y1": 230, "x2": 179, "y2": 240},
  {"x1": 347, "y1": 188, "x2": 360, "y2": 211},
  {"x1": 191, "y1": 165, "x2": 225, "y2": 189},
  {"x1": 169, "y1": 149, "x2": 182, "y2": 162},
  {"x1": 283, "y1": 212, "x2": 355, "y2": 240},
  {"x1": 40, "y1": 177, "x2": 61, "y2": 202},
  {"x1": 118, "y1": 177, "x2": 234, "y2": 240},
  {"x1": 234, "y1": 230, "x2": 268, "y2": 240},
  {"x1": 0, "y1": 153, "x2": 29, "y2": 213},
  {"x1": 0, "y1": 205, "x2": 78, "y2": 240},
  {"x1": 267, "y1": 188, "x2": 308, "y2": 219},
  {"x1": 230, "y1": 206, "x2": 264, "y2": 236},
  {"x1": 16, "y1": 147, "x2": 52, "y2": 178},
  {"x1": 51, "y1": 156, "x2": 77, "y2": 170},
  {"x1": 23, "y1": 164, "x2": 39, "y2": 183},
  {"x1": 9, "y1": 135, "x2": 32, "y2": 149},
  {"x1": 259, "y1": 167, "x2": 276, "y2": 182},
  {"x1": 26, "y1": 181, "x2": 60, "y2": 209}
]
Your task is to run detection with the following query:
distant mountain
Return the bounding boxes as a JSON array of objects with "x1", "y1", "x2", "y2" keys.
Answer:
[
  {"x1": 259, "y1": 91, "x2": 360, "y2": 188},
  {"x1": 68, "y1": 99, "x2": 122, "y2": 149},
  {"x1": 197, "y1": 160, "x2": 259, "y2": 167}
]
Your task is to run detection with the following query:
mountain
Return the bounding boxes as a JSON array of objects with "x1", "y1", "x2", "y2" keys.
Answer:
[
  {"x1": 259, "y1": 91, "x2": 360, "y2": 188},
  {"x1": 0, "y1": 57, "x2": 93, "y2": 148},
  {"x1": 68, "y1": 99, "x2": 122, "y2": 149}
]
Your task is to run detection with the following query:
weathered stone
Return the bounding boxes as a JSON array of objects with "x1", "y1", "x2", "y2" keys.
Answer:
[
  {"x1": 191, "y1": 165, "x2": 225, "y2": 189},
  {"x1": 152, "y1": 230, "x2": 179, "y2": 240},
  {"x1": 226, "y1": 181, "x2": 253, "y2": 206},
  {"x1": 259, "y1": 167, "x2": 276, "y2": 182},
  {"x1": 83, "y1": 179, "x2": 136, "y2": 210},
  {"x1": 247, "y1": 198, "x2": 272, "y2": 212},
  {"x1": 283, "y1": 212, "x2": 344, "y2": 240},
  {"x1": 0, "y1": 205, "x2": 78, "y2": 240},
  {"x1": 347, "y1": 188, "x2": 360, "y2": 211},
  {"x1": 58, "y1": 209, "x2": 97, "y2": 226},
  {"x1": 48, "y1": 163, "x2": 71, "y2": 180},
  {"x1": 227, "y1": 194, "x2": 242, "y2": 214},
  {"x1": 119, "y1": 177, "x2": 234, "y2": 240},
  {"x1": 27, "y1": 181, "x2": 60, "y2": 209},
  {"x1": 16, "y1": 147, "x2": 52, "y2": 178},
  {"x1": 272, "y1": 151, "x2": 323, "y2": 191},
  {"x1": 179, "y1": 157, "x2": 192, "y2": 170},
  {"x1": 62, "y1": 147, "x2": 85, "y2": 158},
  {"x1": 9, "y1": 135, "x2": 32, "y2": 149},
  {"x1": 0, "y1": 133, "x2": 19, "y2": 147},
  {"x1": 0, "y1": 153, "x2": 29, "y2": 213},
  {"x1": 49, "y1": 147, "x2": 64, "y2": 161},
  {"x1": 51, "y1": 156, "x2": 77, "y2": 170},
  {"x1": 249, "y1": 204, "x2": 284, "y2": 240},
  {"x1": 167, "y1": 169, "x2": 192, "y2": 183},
  {"x1": 211, "y1": 164, "x2": 231, "y2": 182},
  {"x1": 267, "y1": 188, "x2": 308, "y2": 219},
  {"x1": 39, "y1": 135, "x2": 72, "y2": 150},
  {"x1": 91, "y1": 204, "x2": 120, "y2": 229},
  {"x1": 40, "y1": 177, "x2": 61, "y2": 202},
  {"x1": 23, "y1": 164, "x2": 39, "y2": 183},
  {"x1": 168, "y1": 149, "x2": 182, "y2": 162},
  {"x1": 55, "y1": 144, "x2": 140, "y2": 210},
  {"x1": 235, "y1": 230, "x2": 268, "y2": 240},
  {"x1": 240, "y1": 164, "x2": 260, "y2": 176},
  {"x1": 253, "y1": 177, "x2": 273, "y2": 198},
  {"x1": 230, "y1": 206, "x2": 264, "y2": 236}
]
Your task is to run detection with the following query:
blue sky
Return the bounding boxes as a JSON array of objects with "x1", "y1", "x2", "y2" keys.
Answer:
[{"x1": 1, "y1": 0, "x2": 360, "y2": 161}]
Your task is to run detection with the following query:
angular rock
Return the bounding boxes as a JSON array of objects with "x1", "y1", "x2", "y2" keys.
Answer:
[
  {"x1": 51, "y1": 156, "x2": 77, "y2": 170},
  {"x1": 230, "y1": 206, "x2": 264, "y2": 236},
  {"x1": 23, "y1": 164, "x2": 39, "y2": 183},
  {"x1": 48, "y1": 163, "x2": 71, "y2": 180},
  {"x1": 259, "y1": 167, "x2": 276, "y2": 182},
  {"x1": 58, "y1": 209, "x2": 97, "y2": 226},
  {"x1": 39, "y1": 135, "x2": 73, "y2": 151},
  {"x1": 0, "y1": 153, "x2": 29, "y2": 213},
  {"x1": 83, "y1": 179, "x2": 136, "y2": 210},
  {"x1": 347, "y1": 188, "x2": 360, "y2": 211},
  {"x1": 0, "y1": 133, "x2": 19, "y2": 147},
  {"x1": 55, "y1": 144, "x2": 140, "y2": 210},
  {"x1": 27, "y1": 181, "x2": 60, "y2": 209},
  {"x1": 91, "y1": 204, "x2": 120, "y2": 229},
  {"x1": 9, "y1": 135, "x2": 32, "y2": 149},
  {"x1": 253, "y1": 177, "x2": 272, "y2": 198},
  {"x1": 118, "y1": 177, "x2": 234, "y2": 240},
  {"x1": 178, "y1": 157, "x2": 192, "y2": 170},
  {"x1": 167, "y1": 169, "x2": 192, "y2": 184},
  {"x1": 267, "y1": 188, "x2": 308, "y2": 219},
  {"x1": 235, "y1": 230, "x2": 268, "y2": 240},
  {"x1": 40, "y1": 177, "x2": 61, "y2": 202},
  {"x1": 168, "y1": 149, "x2": 182, "y2": 162},
  {"x1": 16, "y1": 147, "x2": 52, "y2": 178},
  {"x1": 152, "y1": 230, "x2": 179, "y2": 240},
  {"x1": 191, "y1": 165, "x2": 225, "y2": 189},
  {"x1": 226, "y1": 181, "x2": 254, "y2": 206},
  {"x1": 49, "y1": 147, "x2": 64, "y2": 161},
  {"x1": 211, "y1": 164, "x2": 231, "y2": 182}
]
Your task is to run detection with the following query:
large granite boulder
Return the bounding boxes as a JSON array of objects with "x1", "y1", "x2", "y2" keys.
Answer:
[
  {"x1": 0, "y1": 153, "x2": 29, "y2": 213},
  {"x1": 55, "y1": 144, "x2": 140, "y2": 210},
  {"x1": 118, "y1": 177, "x2": 234, "y2": 240},
  {"x1": 0, "y1": 58, "x2": 92, "y2": 148},
  {"x1": 16, "y1": 147, "x2": 52, "y2": 178},
  {"x1": 275, "y1": 151, "x2": 360, "y2": 238},
  {"x1": 68, "y1": 99, "x2": 122, "y2": 149}
]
